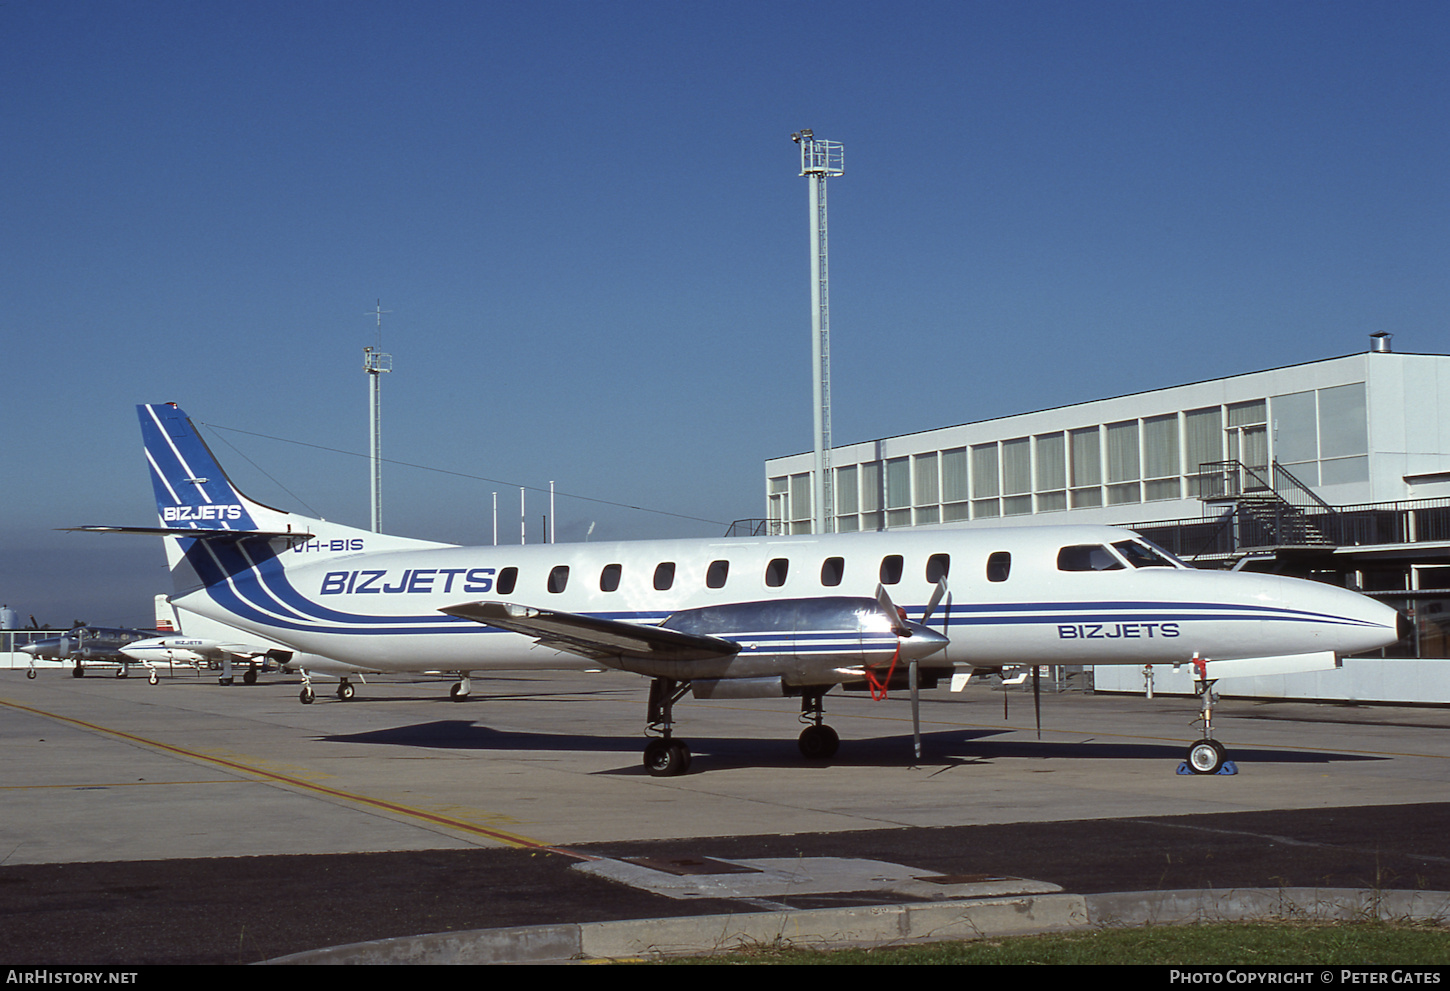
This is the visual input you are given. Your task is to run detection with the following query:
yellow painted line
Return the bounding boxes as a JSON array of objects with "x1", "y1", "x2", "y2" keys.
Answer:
[{"x1": 0, "y1": 695, "x2": 585, "y2": 855}]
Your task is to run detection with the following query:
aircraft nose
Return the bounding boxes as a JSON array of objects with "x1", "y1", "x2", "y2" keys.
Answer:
[
  {"x1": 1398, "y1": 610, "x2": 1414, "y2": 643},
  {"x1": 18, "y1": 643, "x2": 37, "y2": 657}
]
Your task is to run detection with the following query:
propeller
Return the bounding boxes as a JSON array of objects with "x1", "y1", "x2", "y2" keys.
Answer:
[{"x1": 875, "y1": 579, "x2": 952, "y2": 762}]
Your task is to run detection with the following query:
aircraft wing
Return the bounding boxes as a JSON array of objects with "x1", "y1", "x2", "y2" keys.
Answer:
[{"x1": 439, "y1": 601, "x2": 739, "y2": 662}]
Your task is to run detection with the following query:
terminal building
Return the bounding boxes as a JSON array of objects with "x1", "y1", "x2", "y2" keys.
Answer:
[{"x1": 763, "y1": 339, "x2": 1450, "y2": 701}]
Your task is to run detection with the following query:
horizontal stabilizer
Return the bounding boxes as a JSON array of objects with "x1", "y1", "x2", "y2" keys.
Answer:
[
  {"x1": 440, "y1": 601, "x2": 740, "y2": 662},
  {"x1": 61, "y1": 525, "x2": 314, "y2": 542}
]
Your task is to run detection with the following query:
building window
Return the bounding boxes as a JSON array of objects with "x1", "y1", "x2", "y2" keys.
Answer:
[
  {"x1": 1035, "y1": 432, "x2": 1067, "y2": 512},
  {"x1": 942, "y1": 447, "x2": 969, "y2": 521},
  {"x1": 1106, "y1": 420, "x2": 1141, "y2": 505},
  {"x1": 886, "y1": 457, "x2": 911, "y2": 528},
  {"x1": 914, "y1": 453, "x2": 940, "y2": 525},
  {"x1": 1002, "y1": 437, "x2": 1031, "y2": 515},
  {"x1": 1070, "y1": 427, "x2": 1102, "y2": 508},
  {"x1": 971, "y1": 443, "x2": 1000, "y2": 518},
  {"x1": 1143, "y1": 414, "x2": 1181, "y2": 501}
]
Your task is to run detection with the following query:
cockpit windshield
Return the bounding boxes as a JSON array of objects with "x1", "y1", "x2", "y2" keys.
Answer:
[
  {"x1": 1112, "y1": 539, "x2": 1184, "y2": 569},
  {"x1": 1057, "y1": 544, "x2": 1124, "y2": 572}
]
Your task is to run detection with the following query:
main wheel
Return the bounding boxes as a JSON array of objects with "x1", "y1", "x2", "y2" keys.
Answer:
[
  {"x1": 1187, "y1": 739, "x2": 1225, "y2": 775},
  {"x1": 337, "y1": 682, "x2": 354, "y2": 700},
  {"x1": 643, "y1": 739, "x2": 692, "y2": 777},
  {"x1": 449, "y1": 683, "x2": 469, "y2": 702},
  {"x1": 300, "y1": 686, "x2": 315, "y2": 705},
  {"x1": 243, "y1": 668, "x2": 258, "y2": 685},
  {"x1": 798, "y1": 724, "x2": 840, "y2": 759}
]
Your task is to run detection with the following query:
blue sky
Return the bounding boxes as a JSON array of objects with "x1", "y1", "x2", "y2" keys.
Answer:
[{"x1": 3, "y1": 0, "x2": 1447, "y2": 627}]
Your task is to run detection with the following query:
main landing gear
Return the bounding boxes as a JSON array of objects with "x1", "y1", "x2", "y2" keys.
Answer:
[
  {"x1": 639, "y1": 679, "x2": 844, "y2": 776},
  {"x1": 643, "y1": 678, "x2": 692, "y2": 776}
]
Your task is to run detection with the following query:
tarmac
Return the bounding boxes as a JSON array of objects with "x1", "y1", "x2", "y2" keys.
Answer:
[{"x1": 1, "y1": 666, "x2": 1447, "y2": 964}]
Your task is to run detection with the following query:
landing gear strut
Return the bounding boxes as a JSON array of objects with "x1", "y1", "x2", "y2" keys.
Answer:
[
  {"x1": 797, "y1": 690, "x2": 839, "y2": 759},
  {"x1": 1186, "y1": 659, "x2": 1231, "y2": 775},
  {"x1": 643, "y1": 677, "x2": 692, "y2": 776}
]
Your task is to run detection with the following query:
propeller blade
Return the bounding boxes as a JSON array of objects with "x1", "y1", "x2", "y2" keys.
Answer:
[
  {"x1": 910, "y1": 658, "x2": 921, "y2": 760},
  {"x1": 1033, "y1": 665, "x2": 1042, "y2": 740},
  {"x1": 875, "y1": 584, "x2": 909, "y2": 636},
  {"x1": 922, "y1": 578, "x2": 948, "y2": 625}
]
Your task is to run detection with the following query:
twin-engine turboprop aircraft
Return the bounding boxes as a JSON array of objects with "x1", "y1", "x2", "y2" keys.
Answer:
[{"x1": 74, "y1": 403, "x2": 1407, "y2": 776}]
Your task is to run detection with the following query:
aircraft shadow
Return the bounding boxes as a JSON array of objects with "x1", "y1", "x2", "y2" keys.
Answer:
[{"x1": 317, "y1": 721, "x2": 1388, "y2": 775}]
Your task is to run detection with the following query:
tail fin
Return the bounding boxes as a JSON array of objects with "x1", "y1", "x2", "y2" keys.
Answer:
[
  {"x1": 139, "y1": 403, "x2": 290, "y2": 533},
  {"x1": 153, "y1": 594, "x2": 179, "y2": 633},
  {"x1": 135, "y1": 402, "x2": 450, "y2": 555}
]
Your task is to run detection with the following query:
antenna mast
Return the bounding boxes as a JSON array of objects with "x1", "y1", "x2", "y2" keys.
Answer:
[
  {"x1": 792, "y1": 129, "x2": 844, "y2": 535},
  {"x1": 363, "y1": 300, "x2": 393, "y2": 533}
]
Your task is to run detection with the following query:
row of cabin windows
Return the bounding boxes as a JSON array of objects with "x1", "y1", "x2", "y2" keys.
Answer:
[
  {"x1": 497, "y1": 541, "x2": 1174, "y2": 597},
  {"x1": 495, "y1": 542, "x2": 1168, "y2": 597},
  {"x1": 501, "y1": 551, "x2": 1015, "y2": 596}
]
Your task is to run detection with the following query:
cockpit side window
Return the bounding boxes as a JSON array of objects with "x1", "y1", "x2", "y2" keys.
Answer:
[{"x1": 1057, "y1": 544, "x2": 1125, "y2": 572}]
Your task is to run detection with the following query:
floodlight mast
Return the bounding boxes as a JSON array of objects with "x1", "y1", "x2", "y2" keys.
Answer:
[
  {"x1": 364, "y1": 300, "x2": 393, "y2": 534},
  {"x1": 792, "y1": 129, "x2": 844, "y2": 535}
]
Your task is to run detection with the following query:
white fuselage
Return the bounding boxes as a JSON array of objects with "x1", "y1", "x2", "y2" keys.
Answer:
[{"x1": 171, "y1": 522, "x2": 1401, "y2": 683}]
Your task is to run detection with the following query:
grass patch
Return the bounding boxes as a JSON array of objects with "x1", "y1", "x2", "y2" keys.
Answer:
[{"x1": 654, "y1": 920, "x2": 1450, "y2": 965}]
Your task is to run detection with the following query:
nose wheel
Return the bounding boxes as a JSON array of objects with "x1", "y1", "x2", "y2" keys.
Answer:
[
  {"x1": 798, "y1": 691, "x2": 839, "y2": 759},
  {"x1": 1183, "y1": 660, "x2": 1236, "y2": 775}
]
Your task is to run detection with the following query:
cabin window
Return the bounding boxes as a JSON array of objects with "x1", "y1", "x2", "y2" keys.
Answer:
[
  {"x1": 547, "y1": 566, "x2": 569, "y2": 593},
  {"x1": 765, "y1": 558, "x2": 789, "y2": 587},
  {"x1": 654, "y1": 562, "x2": 676, "y2": 591},
  {"x1": 497, "y1": 567, "x2": 519, "y2": 594},
  {"x1": 706, "y1": 559, "x2": 729, "y2": 589},
  {"x1": 879, "y1": 555, "x2": 903, "y2": 585},
  {"x1": 600, "y1": 563, "x2": 622, "y2": 592},
  {"x1": 926, "y1": 554, "x2": 950, "y2": 583},
  {"x1": 1057, "y1": 545, "x2": 1124, "y2": 572},
  {"x1": 820, "y1": 556, "x2": 845, "y2": 587},
  {"x1": 987, "y1": 551, "x2": 1011, "y2": 582}
]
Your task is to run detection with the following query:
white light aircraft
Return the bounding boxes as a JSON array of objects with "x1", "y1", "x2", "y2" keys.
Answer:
[
  {"x1": 123, "y1": 594, "x2": 384, "y2": 693},
  {"x1": 76, "y1": 403, "x2": 1408, "y2": 777}
]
